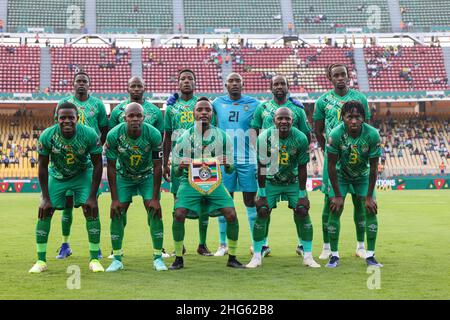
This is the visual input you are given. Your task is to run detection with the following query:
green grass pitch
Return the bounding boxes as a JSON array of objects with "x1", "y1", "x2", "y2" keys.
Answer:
[{"x1": 1, "y1": 190, "x2": 449, "y2": 300}]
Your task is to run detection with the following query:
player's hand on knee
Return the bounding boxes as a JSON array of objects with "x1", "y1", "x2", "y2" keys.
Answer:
[
  {"x1": 256, "y1": 197, "x2": 270, "y2": 216},
  {"x1": 145, "y1": 199, "x2": 162, "y2": 219},
  {"x1": 110, "y1": 200, "x2": 122, "y2": 218},
  {"x1": 83, "y1": 197, "x2": 99, "y2": 219},
  {"x1": 295, "y1": 198, "x2": 310, "y2": 217},
  {"x1": 38, "y1": 198, "x2": 53, "y2": 219},
  {"x1": 330, "y1": 196, "x2": 343, "y2": 214},
  {"x1": 365, "y1": 196, "x2": 378, "y2": 215}
]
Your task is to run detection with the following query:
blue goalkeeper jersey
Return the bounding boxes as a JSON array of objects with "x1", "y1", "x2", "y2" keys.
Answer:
[{"x1": 212, "y1": 94, "x2": 259, "y2": 165}]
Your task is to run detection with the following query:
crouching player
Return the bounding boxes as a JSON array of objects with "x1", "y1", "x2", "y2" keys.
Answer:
[
  {"x1": 169, "y1": 97, "x2": 245, "y2": 270},
  {"x1": 105, "y1": 102, "x2": 167, "y2": 272},
  {"x1": 247, "y1": 107, "x2": 320, "y2": 268},
  {"x1": 29, "y1": 102, "x2": 104, "y2": 273},
  {"x1": 326, "y1": 100, "x2": 382, "y2": 268}
]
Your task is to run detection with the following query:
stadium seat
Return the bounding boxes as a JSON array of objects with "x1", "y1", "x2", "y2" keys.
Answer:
[{"x1": 7, "y1": 0, "x2": 85, "y2": 33}]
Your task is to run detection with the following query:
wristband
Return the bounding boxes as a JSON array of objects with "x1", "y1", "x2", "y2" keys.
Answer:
[
  {"x1": 258, "y1": 188, "x2": 267, "y2": 197},
  {"x1": 299, "y1": 189, "x2": 307, "y2": 198}
]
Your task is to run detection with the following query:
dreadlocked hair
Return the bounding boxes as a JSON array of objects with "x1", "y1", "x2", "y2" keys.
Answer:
[
  {"x1": 326, "y1": 63, "x2": 349, "y2": 80},
  {"x1": 340, "y1": 100, "x2": 365, "y2": 121}
]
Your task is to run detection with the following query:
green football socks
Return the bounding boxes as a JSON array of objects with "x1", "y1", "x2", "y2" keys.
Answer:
[
  {"x1": 147, "y1": 208, "x2": 164, "y2": 259},
  {"x1": 86, "y1": 216, "x2": 101, "y2": 260},
  {"x1": 61, "y1": 207, "x2": 73, "y2": 243},
  {"x1": 36, "y1": 216, "x2": 52, "y2": 262}
]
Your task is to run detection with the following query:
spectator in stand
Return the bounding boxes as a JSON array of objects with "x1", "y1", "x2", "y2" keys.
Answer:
[
  {"x1": 30, "y1": 156, "x2": 36, "y2": 168},
  {"x1": 3, "y1": 156, "x2": 9, "y2": 168},
  {"x1": 422, "y1": 154, "x2": 428, "y2": 165},
  {"x1": 439, "y1": 161, "x2": 446, "y2": 175},
  {"x1": 133, "y1": 4, "x2": 139, "y2": 13}
]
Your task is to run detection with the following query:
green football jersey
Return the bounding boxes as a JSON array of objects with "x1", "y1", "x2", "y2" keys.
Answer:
[
  {"x1": 251, "y1": 99, "x2": 311, "y2": 136},
  {"x1": 313, "y1": 89, "x2": 371, "y2": 139},
  {"x1": 109, "y1": 99, "x2": 164, "y2": 134},
  {"x1": 257, "y1": 127, "x2": 310, "y2": 185},
  {"x1": 164, "y1": 96, "x2": 198, "y2": 147},
  {"x1": 172, "y1": 125, "x2": 233, "y2": 183},
  {"x1": 105, "y1": 122, "x2": 162, "y2": 180},
  {"x1": 327, "y1": 123, "x2": 381, "y2": 182},
  {"x1": 37, "y1": 124, "x2": 103, "y2": 180},
  {"x1": 57, "y1": 95, "x2": 108, "y2": 136}
]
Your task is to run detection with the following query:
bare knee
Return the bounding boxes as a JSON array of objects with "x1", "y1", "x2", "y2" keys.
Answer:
[
  {"x1": 221, "y1": 207, "x2": 237, "y2": 223},
  {"x1": 174, "y1": 208, "x2": 187, "y2": 222},
  {"x1": 243, "y1": 192, "x2": 256, "y2": 207}
]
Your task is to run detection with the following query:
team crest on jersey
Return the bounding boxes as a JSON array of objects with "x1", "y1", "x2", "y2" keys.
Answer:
[
  {"x1": 244, "y1": 105, "x2": 249, "y2": 111},
  {"x1": 291, "y1": 148, "x2": 297, "y2": 155},
  {"x1": 144, "y1": 144, "x2": 151, "y2": 153},
  {"x1": 199, "y1": 165, "x2": 212, "y2": 181},
  {"x1": 90, "y1": 111, "x2": 95, "y2": 117},
  {"x1": 361, "y1": 144, "x2": 369, "y2": 153}
]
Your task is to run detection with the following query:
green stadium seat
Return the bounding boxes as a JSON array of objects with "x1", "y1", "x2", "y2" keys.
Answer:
[
  {"x1": 7, "y1": 0, "x2": 85, "y2": 33},
  {"x1": 184, "y1": 0, "x2": 282, "y2": 34}
]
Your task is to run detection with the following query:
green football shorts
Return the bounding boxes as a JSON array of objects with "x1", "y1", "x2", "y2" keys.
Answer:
[
  {"x1": 170, "y1": 166, "x2": 181, "y2": 194},
  {"x1": 327, "y1": 177, "x2": 373, "y2": 198},
  {"x1": 175, "y1": 182, "x2": 234, "y2": 217},
  {"x1": 48, "y1": 168, "x2": 93, "y2": 210},
  {"x1": 117, "y1": 174, "x2": 157, "y2": 203},
  {"x1": 266, "y1": 181, "x2": 300, "y2": 209}
]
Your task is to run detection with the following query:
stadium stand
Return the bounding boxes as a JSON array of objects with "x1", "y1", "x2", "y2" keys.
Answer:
[
  {"x1": 7, "y1": 0, "x2": 85, "y2": 33},
  {"x1": 50, "y1": 46, "x2": 131, "y2": 93},
  {"x1": 0, "y1": 46, "x2": 40, "y2": 93},
  {"x1": 0, "y1": 112, "x2": 51, "y2": 179},
  {"x1": 291, "y1": 0, "x2": 392, "y2": 33},
  {"x1": 183, "y1": 0, "x2": 283, "y2": 34},
  {"x1": 142, "y1": 47, "x2": 224, "y2": 93},
  {"x1": 364, "y1": 45, "x2": 450, "y2": 91},
  {"x1": 399, "y1": 0, "x2": 450, "y2": 32},
  {"x1": 232, "y1": 46, "x2": 358, "y2": 93},
  {"x1": 96, "y1": 0, "x2": 173, "y2": 34},
  {"x1": 373, "y1": 112, "x2": 450, "y2": 176}
]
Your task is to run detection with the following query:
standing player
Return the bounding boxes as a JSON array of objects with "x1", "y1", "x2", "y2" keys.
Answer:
[
  {"x1": 107, "y1": 76, "x2": 164, "y2": 259},
  {"x1": 251, "y1": 75, "x2": 312, "y2": 257},
  {"x1": 246, "y1": 108, "x2": 320, "y2": 268},
  {"x1": 313, "y1": 64, "x2": 371, "y2": 260},
  {"x1": 163, "y1": 69, "x2": 211, "y2": 256},
  {"x1": 109, "y1": 76, "x2": 163, "y2": 133},
  {"x1": 55, "y1": 71, "x2": 108, "y2": 259},
  {"x1": 212, "y1": 73, "x2": 259, "y2": 256},
  {"x1": 105, "y1": 103, "x2": 167, "y2": 272},
  {"x1": 29, "y1": 102, "x2": 104, "y2": 273},
  {"x1": 169, "y1": 97, "x2": 245, "y2": 270},
  {"x1": 326, "y1": 101, "x2": 382, "y2": 268}
]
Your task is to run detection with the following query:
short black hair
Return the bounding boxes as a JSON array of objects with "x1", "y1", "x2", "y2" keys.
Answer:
[
  {"x1": 196, "y1": 96, "x2": 210, "y2": 103},
  {"x1": 341, "y1": 100, "x2": 365, "y2": 120},
  {"x1": 270, "y1": 74, "x2": 289, "y2": 87},
  {"x1": 327, "y1": 63, "x2": 349, "y2": 80},
  {"x1": 56, "y1": 102, "x2": 78, "y2": 116},
  {"x1": 178, "y1": 69, "x2": 196, "y2": 81},
  {"x1": 73, "y1": 71, "x2": 91, "y2": 84}
]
